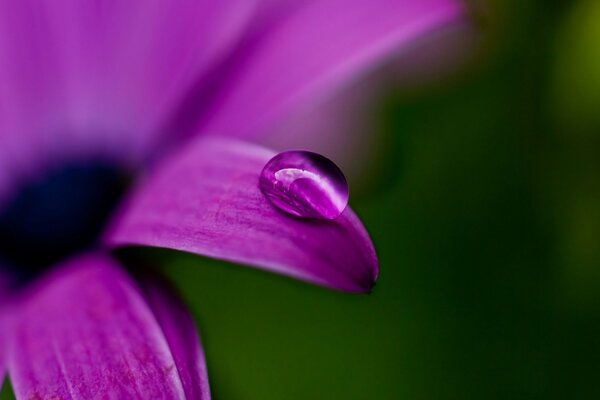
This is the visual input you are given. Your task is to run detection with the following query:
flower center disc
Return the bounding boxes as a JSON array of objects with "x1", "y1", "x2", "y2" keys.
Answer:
[{"x1": 0, "y1": 163, "x2": 128, "y2": 281}]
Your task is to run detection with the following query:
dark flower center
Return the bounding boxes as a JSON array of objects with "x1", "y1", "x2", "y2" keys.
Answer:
[{"x1": 0, "y1": 163, "x2": 129, "y2": 282}]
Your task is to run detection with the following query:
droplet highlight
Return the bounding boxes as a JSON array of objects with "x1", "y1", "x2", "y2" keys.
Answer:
[{"x1": 259, "y1": 151, "x2": 349, "y2": 220}]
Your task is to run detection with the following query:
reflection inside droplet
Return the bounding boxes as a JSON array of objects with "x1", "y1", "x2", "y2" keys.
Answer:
[{"x1": 259, "y1": 150, "x2": 349, "y2": 220}]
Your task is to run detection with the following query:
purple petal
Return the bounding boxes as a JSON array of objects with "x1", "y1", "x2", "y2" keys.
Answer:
[
  {"x1": 7, "y1": 253, "x2": 210, "y2": 399},
  {"x1": 0, "y1": 0, "x2": 253, "y2": 171},
  {"x1": 260, "y1": 66, "x2": 385, "y2": 186},
  {"x1": 0, "y1": 344, "x2": 4, "y2": 393},
  {"x1": 105, "y1": 137, "x2": 378, "y2": 293},
  {"x1": 0, "y1": 320, "x2": 5, "y2": 394},
  {"x1": 0, "y1": 270, "x2": 9, "y2": 392},
  {"x1": 199, "y1": 0, "x2": 465, "y2": 139},
  {"x1": 260, "y1": 18, "x2": 475, "y2": 184},
  {"x1": 136, "y1": 269, "x2": 211, "y2": 400}
]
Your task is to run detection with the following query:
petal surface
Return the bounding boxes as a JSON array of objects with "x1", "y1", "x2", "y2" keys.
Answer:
[
  {"x1": 0, "y1": 335, "x2": 4, "y2": 393},
  {"x1": 0, "y1": 319, "x2": 4, "y2": 394},
  {"x1": 0, "y1": 0, "x2": 253, "y2": 175},
  {"x1": 7, "y1": 253, "x2": 209, "y2": 399},
  {"x1": 0, "y1": 270, "x2": 9, "y2": 392},
  {"x1": 198, "y1": 0, "x2": 465, "y2": 138},
  {"x1": 135, "y1": 269, "x2": 211, "y2": 400},
  {"x1": 260, "y1": 17, "x2": 476, "y2": 188},
  {"x1": 106, "y1": 137, "x2": 378, "y2": 293}
]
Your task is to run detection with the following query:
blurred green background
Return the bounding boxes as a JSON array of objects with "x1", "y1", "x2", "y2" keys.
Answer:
[
  {"x1": 3, "y1": 0, "x2": 599, "y2": 399},
  {"x1": 168, "y1": 1, "x2": 598, "y2": 398}
]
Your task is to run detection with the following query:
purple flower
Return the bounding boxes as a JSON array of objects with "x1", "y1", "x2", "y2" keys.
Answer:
[{"x1": 0, "y1": 1, "x2": 464, "y2": 398}]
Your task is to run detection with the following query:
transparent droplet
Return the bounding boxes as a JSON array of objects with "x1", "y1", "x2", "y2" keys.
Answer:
[{"x1": 259, "y1": 150, "x2": 349, "y2": 220}]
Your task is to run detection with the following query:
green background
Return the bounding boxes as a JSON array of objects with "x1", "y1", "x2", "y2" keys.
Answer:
[{"x1": 3, "y1": 0, "x2": 599, "y2": 398}]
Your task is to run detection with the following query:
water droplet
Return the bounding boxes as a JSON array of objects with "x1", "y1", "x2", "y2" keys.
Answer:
[{"x1": 259, "y1": 151, "x2": 349, "y2": 220}]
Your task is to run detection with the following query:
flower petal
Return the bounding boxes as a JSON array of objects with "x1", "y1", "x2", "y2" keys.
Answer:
[
  {"x1": 0, "y1": 343, "x2": 4, "y2": 394},
  {"x1": 0, "y1": 0, "x2": 253, "y2": 169},
  {"x1": 105, "y1": 137, "x2": 378, "y2": 293},
  {"x1": 199, "y1": 0, "x2": 465, "y2": 138},
  {"x1": 0, "y1": 270, "x2": 9, "y2": 392},
  {"x1": 260, "y1": 66, "x2": 386, "y2": 188},
  {"x1": 135, "y1": 269, "x2": 211, "y2": 400},
  {"x1": 7, "y1": 253, "x2": 209, "y2": 399},
  {"x1": 0, "y1": 322, "x2": 4, "y2": 394},
  {"x1": 260, "y1": 17, "x2": 476, "y2": 189}
]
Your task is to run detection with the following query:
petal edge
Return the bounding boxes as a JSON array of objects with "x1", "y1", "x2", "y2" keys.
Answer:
[{"x1": 106, "y1": 137, "x2": 378, "y2": 293}]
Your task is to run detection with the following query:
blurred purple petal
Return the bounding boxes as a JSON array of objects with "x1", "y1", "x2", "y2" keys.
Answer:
[
  {"x1": 0, "y1": 0, "x2": 253, "y2": 169},
  {"x1": 0, "y1": 323, "x2": 3, "y2": 380},
  {"x1": 390, "y1": 19, "x2": 478, "y2": 88},
  {"x1": 7, "y1": 253, "x2": 209, "y2": 399},
  {"x1": 136, "y1": 270, "x2": 211, "y2": 400},
  {"x1": 106, "y1": 137, "x2": 378, "y2": 293},
  {"x1": 261, "y1": 18, "x2": 476, "y2": 188},
  {"x1": 199, "y1": 0, "x2": 465, "y2": 139},
  {"x1": 0, "y1": 270, "x2": 8, "y2": 392},
  {"x1": 260, "y1": 68, "x2": 385, "y2": 187},
  {"x1": 0, "y1": 348, "x2": 3, "y2": 393}
]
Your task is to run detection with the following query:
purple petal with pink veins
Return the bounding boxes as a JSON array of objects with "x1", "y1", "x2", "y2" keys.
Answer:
[
  {"x1": 7, "y1": 253, "x2": 210, "y2": 399},
  {"x1": 135, "y1": 269, "x2": 211, "y2": 400},
  {"x1": 106, "y1": 137, "x2": 378, "y2": 293}
]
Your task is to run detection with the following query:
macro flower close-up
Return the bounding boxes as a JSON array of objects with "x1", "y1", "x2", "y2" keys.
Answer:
[{"x1": 0, "y1": 1, "x2": 467, "y2": 398}]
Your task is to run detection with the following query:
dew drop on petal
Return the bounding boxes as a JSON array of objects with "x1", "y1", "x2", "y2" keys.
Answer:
[{"x1": 259, "y1": 150, "x2": 349, "y2": 220}]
